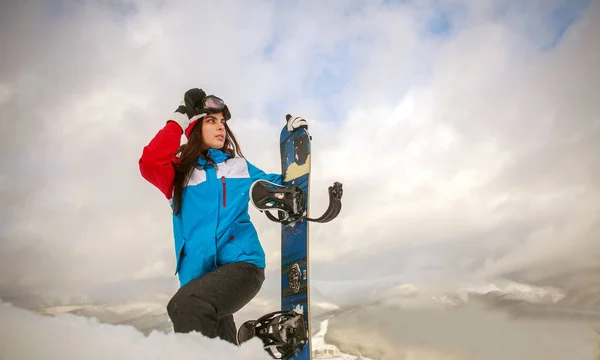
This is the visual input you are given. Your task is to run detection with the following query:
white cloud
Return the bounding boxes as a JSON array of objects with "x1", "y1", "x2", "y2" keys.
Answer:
[{"x1": 0, "y1": 0, "x2": 598, "y2": 312}]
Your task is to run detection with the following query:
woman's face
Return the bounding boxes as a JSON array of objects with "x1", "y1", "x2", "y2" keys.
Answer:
[{"x1": 201, "y1": 112, "x2": 227, "y2": 149}]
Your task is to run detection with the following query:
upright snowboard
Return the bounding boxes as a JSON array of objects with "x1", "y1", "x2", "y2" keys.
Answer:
[
  {"x1": 278, "y1": 120, "x2": 312, "y2": 360},
  {"x1": 239, "y1": 115, "x2": 343, "y2": 360}
]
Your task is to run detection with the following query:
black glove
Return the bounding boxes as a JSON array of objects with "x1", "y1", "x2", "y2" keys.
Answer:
[
  {"x1": 184, "y1": 88, "x2": 208, "y2": 118},
  {"x1": 171, "y1": 88, "x2": 208, "y2": 132},
  {"x1": 174, "y1": 88, "x2": 207, "y2": 117}
]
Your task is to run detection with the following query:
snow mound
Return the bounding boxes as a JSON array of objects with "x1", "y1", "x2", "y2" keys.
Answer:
[{"x1": 0, "y1": 299, "x2": 272, "y2": 360}]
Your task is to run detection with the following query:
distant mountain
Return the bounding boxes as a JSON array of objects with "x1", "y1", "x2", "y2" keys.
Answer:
[
  {"x1": 318, "y1": 275, "x2": 599, "y2": 360},
  {"x1": 27, "y1": 272, "x2": 600, "y2": 360}
]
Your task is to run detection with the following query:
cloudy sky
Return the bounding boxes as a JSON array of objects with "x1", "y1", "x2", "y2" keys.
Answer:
[{"x1": 0, "y1": 0, "x2": 598, "y2": 309}]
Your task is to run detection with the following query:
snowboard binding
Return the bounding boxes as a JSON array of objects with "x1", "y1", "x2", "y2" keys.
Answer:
[
  {"x1": 250, "y1": 180, "x2": 343, "y2": 226},
  {"x1": 236, "y1": 309, "x2": 308, "y2": 359}
]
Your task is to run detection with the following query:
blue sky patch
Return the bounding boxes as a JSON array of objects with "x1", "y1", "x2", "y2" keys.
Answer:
[
  {"x1": 421, "y1": 1, "x2": 468, "y2": 39},
  {"x1": 492, "y1": 0, "x2": 592, "y2": 51},
  {"x1": 541, "y1": 0, "x2": 591, "y2": 50},
  {"x1": 261, "y1": 0, "x2": 592, "y2": 124}
]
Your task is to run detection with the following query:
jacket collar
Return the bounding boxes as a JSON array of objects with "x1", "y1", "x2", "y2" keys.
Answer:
[{"x1": 197, "y1": 148, "x2": 232, "y2": 167}]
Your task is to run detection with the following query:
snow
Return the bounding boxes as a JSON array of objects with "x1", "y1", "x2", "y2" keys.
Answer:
[
  {"x1": 312, "y1": 301, "x2": 341, "y2": 311},
  {"x1": 0, "y1": 299, "x2": 272, "y2": 360},
  {"x1": 312, "y1": 319, "x2": 374, "y2": 360},
  {"x1": 377, "y1": 277, "x2": 566, "y2": 308},
  {"x1": 0, "y1": 298, "x2": 370, "y2": 360}
]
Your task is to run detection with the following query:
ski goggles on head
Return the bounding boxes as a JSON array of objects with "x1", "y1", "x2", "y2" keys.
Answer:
[
  {"x1": 203, "y1": 95, "x2": 225, "y2": 111},
  {"x1": 198, "y1": 95, "x2": 231, "y2": 120}
]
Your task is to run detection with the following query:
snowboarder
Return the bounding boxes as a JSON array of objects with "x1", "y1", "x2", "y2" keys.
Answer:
[{"x1": 138, "y1": 88, "x2": 308, "y2": 344}]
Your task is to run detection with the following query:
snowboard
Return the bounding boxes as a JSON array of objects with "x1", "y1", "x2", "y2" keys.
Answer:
[
  {"x1": 278, "y1": 121, "x2": 312, "y2": 360},
  {"x1": 239, "y1": 116, "x2": 343, "y2": 360}
]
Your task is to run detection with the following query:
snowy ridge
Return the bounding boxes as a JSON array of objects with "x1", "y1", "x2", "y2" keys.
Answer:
[
  {"x1": 375, "y1": 277, "x2": 565, "y2": 308},
  {"x1": 33, "y1": 297, "x2": 173, "y2": 335},
  {"x1": 312, "y1": 318, "x2": 373, "y2": 360}
]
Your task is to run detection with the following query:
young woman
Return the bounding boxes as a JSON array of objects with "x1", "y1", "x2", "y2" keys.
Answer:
[{"x1": 138, "y1": 88, "x2": 307, "y2": 344}]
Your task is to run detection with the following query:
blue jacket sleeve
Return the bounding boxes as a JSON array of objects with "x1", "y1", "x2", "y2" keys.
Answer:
[{"x1": 246, "y1": 160, "x2": 283, "y2": 185}]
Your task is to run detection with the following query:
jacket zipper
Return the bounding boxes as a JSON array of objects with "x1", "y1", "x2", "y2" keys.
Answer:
[
  {"x1": 221, "y1": 176, "x2": 227, "y2": 207},
  {"x1": 175, "y1": 241, "x2": 185, "y2": 275}
]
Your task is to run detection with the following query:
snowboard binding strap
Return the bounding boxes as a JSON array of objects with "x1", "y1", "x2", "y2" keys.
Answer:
[
  {"x1": 236, "y1": 309, "x2": 308, "y2": 359},
  {"x1": 306, "y1": 181, "x2": 343, "y2": 223},
  {"x1": 250, "y1": 180, "x2": 343, "y2": 226}
]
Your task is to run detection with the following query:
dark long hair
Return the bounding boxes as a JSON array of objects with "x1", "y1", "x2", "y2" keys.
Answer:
[{"x1": 172, "y1": 119, "x2": 244, "y2": 215}]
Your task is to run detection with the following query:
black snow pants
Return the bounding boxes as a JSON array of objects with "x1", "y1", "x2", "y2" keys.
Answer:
[{"x1": 166, "y1": 261, "x2": 265, "y2": 344}]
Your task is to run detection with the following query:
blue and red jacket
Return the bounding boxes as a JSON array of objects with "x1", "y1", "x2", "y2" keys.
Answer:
[{"x1": 139, "y1": 121, "x2": 282, "y2": 286}]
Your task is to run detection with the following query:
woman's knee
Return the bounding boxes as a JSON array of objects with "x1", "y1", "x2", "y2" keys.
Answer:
[
  {"x1": 166, "y1": 292, "x2": 181, "y2": 319},
  {"x1": 167, "y1": 289, "x2": 213, "y2": 320},
  {"x1": 166, "y1": 291, "x2": 219, "y2": 334}
]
